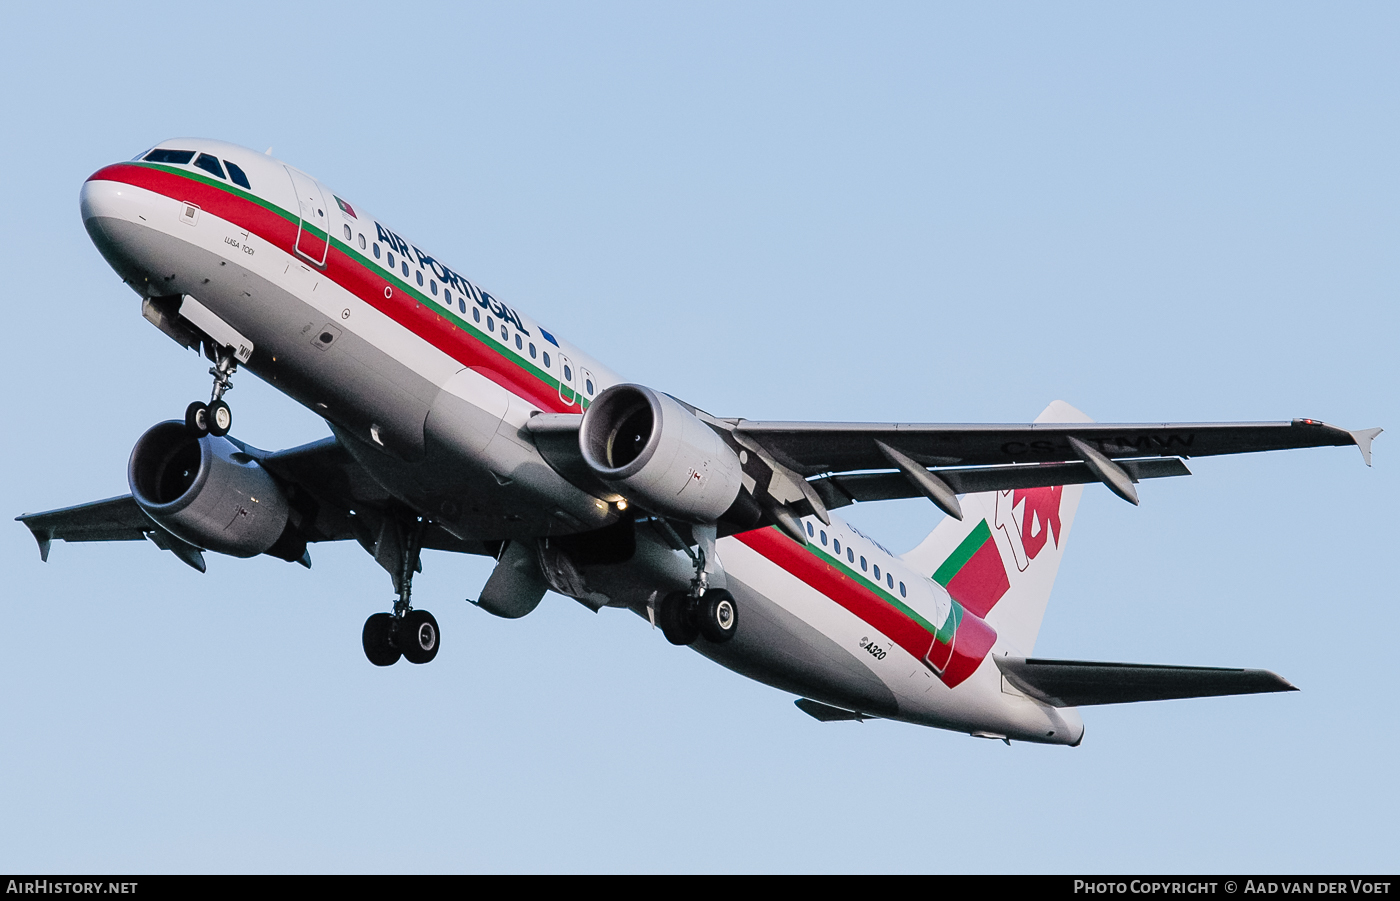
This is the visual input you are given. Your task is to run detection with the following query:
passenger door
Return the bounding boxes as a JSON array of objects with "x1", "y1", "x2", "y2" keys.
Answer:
[{"x1": 286, "y1": 166, "x2": 331, "y2": 267}]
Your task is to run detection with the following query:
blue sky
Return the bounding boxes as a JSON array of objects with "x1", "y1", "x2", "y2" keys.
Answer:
[{"x1": 1, "y1": 2, "x2": 1396, "y2": 872}]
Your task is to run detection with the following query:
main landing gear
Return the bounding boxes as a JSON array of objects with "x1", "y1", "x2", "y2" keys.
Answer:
[
  {"x1": 655, "y1": 522, "x2": 739, "y2": 647},
  {"x1": 361, "y1": 517, "x2": 441, "y2": 666},
  {"x1": 184, "y1": 346, "x2": 239, "y2": 438},
  {"x1": 658, "y1": 587, "x2": 738, "y2": 646}
]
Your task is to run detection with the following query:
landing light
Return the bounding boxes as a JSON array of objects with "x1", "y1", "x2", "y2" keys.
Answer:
[{"x1": 616, "y1": 499, "x2": 628, "y2": 511}]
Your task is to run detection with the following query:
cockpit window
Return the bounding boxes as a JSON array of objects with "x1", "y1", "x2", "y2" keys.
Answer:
[
  {"x1": 144, "y1": 149, "x2": 196, "y2": 164},
  {"x1": 225, "y1": 161, "x2": 251, "y2": 190},
  {"x1": 194, "y1": 153, "x2": 226, "y2": 180}
]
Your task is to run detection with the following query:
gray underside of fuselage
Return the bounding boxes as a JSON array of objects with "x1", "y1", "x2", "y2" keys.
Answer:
[
  {"x1": 692, "y1": 576, "x2": 901, "y2": 718},
  {"x1": 585, "y1": 540, "x2": 901, "y2": 718}
]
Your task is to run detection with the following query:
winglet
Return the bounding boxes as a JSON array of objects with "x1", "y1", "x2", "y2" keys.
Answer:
[
  {"x1": 18, "y1": 520, "x2": 52, "y2": 562},
  {"x1": 1350, "y1": 427, "x2": 1382, "y2": 466}
]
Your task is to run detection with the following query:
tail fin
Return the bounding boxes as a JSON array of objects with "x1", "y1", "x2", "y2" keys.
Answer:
[{"x1": 900, "y1": 401, "x2": 1090, "y2": 655}]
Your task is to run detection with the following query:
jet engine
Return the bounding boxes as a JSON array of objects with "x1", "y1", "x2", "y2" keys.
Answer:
[
  {"x1": 578, "y1": 384, "x2": 742, "y2": 523},
  {"x1": 128, "y1": 421, "x2": 296, "y2": 558}
]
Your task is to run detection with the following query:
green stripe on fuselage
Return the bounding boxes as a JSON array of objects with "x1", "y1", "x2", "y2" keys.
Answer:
[{"x1": 802, "y1": 540, "x2": 944, "y2": 636}]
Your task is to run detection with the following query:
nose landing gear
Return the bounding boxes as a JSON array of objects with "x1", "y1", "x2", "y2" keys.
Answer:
[{"x1": 184, "y1": 347, "x2": 238, "y2": 437}]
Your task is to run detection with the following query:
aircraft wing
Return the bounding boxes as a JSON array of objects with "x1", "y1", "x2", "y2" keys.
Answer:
[
  {"x1": 17, "y1": 434, "x2": 485, "y2": 570},
  {"x1": 732, "y1": 418, "x2": 1380, "y2": 476},
  {"x1": 17, "y1": 495, "x2": 153, "y2": 561}
]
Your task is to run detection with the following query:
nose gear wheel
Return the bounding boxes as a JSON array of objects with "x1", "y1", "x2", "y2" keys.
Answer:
[{"x1": 185, "y1": 346, "x2": 239, "y2": 436}]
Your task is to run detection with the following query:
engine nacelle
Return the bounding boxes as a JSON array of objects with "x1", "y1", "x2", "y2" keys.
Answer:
[
  {"x1": 579, "y1": 384, "x2": 742, "y2": 523},
  {"x1": 128, "y1": 421, "x2": 292, "y2": 558}
]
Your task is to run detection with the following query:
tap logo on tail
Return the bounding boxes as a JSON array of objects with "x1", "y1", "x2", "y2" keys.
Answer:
[{"x1": 994, "y1": 485, "x2": 1065, "y2": 573}]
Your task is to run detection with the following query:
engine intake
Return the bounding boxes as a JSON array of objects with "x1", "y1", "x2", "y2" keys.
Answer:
[
  {"x1": 129, "y1": 421, "x2": 293, "y2": 558},
  {"x1": 579, "y1": 384, "x2": 742, "y2": 523}
]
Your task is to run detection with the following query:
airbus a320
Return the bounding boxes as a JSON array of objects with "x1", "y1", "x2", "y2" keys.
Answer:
[{"x1": 19, "y1": 139, "x2": 1381, "y2": 745}]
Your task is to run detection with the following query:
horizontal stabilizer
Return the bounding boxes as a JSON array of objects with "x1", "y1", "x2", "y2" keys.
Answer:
[
  {"x1": 1349, "y1": 427, "x2": 1382, "y2": 466},
  {"x1": 994, "y1": 656, "x2": 1297, "y2": 707},
  {"x1": 794, "y1": 698, "x2": 877, "y2": 722}
]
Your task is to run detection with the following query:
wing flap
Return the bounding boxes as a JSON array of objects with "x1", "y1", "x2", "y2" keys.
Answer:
[
  {"x1": 809, "y1": 458, "x2": 1191, "y2": 510},
  {"x1": 995, "y1": 656, "x2": 1298, "y2": 707}
]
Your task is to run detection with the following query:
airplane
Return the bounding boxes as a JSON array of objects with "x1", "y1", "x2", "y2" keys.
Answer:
[{"x1": 17, "y1": 138, "x2": 1382, "y2": 746}]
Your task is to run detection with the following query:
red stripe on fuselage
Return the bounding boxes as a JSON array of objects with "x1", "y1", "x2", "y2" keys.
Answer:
[
  {"x1": 733, "y1": 528, "x2": 996, "y2": 688},
  {"x1": 87, "y1": 163, "x2": 571, "y2": 414},
  {"x1": 939, "y1": 612, "x2": 996, "y2": 688}
]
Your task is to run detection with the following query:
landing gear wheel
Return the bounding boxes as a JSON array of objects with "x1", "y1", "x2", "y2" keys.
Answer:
[
  {"x1": 207, "y1": 400, "x2": 232, "y2": 437},
  {"x1": 185, "y1": 401, "x2": 209, "y2": 436},
  {"x1": 398, "y1": 609, "x2": 440, "y2": 664},
  {"x1": 658, "y1": 590, "x2": 699, "y2": 646},
  {"x1": 696, "y1": 588, "x2": 739, "y2": 644},
  {"x1": 362, "y1": 612, "x2": 401, "y2": 666}
]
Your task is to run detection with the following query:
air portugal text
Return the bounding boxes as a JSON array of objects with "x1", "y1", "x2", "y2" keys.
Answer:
[{"x1": 373, "y1": 222, "x2": 530, "y2": 335}]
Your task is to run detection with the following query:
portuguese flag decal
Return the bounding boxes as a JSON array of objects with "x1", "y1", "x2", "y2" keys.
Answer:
[{"x1": 931, "y1": 519, "x2": 1010, "y2": 619}]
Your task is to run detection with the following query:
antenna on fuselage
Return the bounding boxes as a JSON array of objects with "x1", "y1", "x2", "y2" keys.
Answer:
[{"x1": 265, "y1": 147, "x2": 273, "y2": 155}]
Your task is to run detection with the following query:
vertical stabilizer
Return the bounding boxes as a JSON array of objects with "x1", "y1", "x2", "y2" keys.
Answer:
[{"x1": 901, "y1": 401, "x2": 1089, "y2": 655}]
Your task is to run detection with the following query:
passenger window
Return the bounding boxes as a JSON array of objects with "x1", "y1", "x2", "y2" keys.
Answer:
[
  {"x1": 473, "y1": 308, "x2": 481, "y2": 323},
  {"x1": 445, "y1": 289, "x2": 452, "y2": 304},
  {"x1": 194, "y1": 153, "x2": 225, "y2": 179},
  {"x1": 416, "y1": 271, "x2": 424, "y2": 287},
  {"x1": 358, "y1": 234, "x2": 366, "y2": 250},
  {"x1": 887, "y1": 574, "x2": 894, "y2": 589},
  {"x1": 543, "y1": 351, "x2": 551, "y2": 368},
  {"x1": 486, "y1": 316, "x2": 494, "y2": 331},
  {"x1": 806, "y1": 522, "x2": 814, "y2": 537},
  {"x1": 515, "y1": 334, "x2": 523, "y2": 351},
  {"x1": 343, "y1": 225, "x2": 352, "y2": 241},
  {"x1": 459, "y1": 299, "x2": 467, "y2": 314},
  {"x1": 144, "y1": 149, "x2": 196, "y2": 164},
  {"x1": 833, "y1": 539, "x2": 841, "y2": 554},
  {"x1": 225, "y1": 161, "x2": 251, "y2": 189},
  {"x1": 529, "y1": 343, "x2": 536, "y2": 359},
  {"x1": 899, "y1": 582, "x2": 906, "y2": 598},
  {"x1": 820, "y1": 530, "x2": 827, "y2": 545},
  {"x1": 501, "y1": 325, "x2": 508, "y2": 341},
  {"x1": 860, "y1": 556, "x2": 867, "y2": 572},
  {"x1": 387, "y1": 251, "x2": 395, "y2": 267},
  {"x1": 430, "y1": 279, "x2": 437, "y2": 295},
  {"x1": 847, "y1": 548, "x2": 855, "y2": 563},
  {"x1": 563, "y1": 364, "x2": 572, "y2": 381},
  {"x1": 401, "y1": 262, "x2": 409, "y2": 277},
  {"x1": 585, "y1": 378, "x2": 594, "y2": 394}
]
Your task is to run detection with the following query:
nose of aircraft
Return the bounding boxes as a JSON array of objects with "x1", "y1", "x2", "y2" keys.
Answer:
[
  {"x1": 80, "y1": 166, "x2": 160, "y2": 290},
  {"x1": 80, "y1": 167, "x2": 133, "y2": 224}
]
